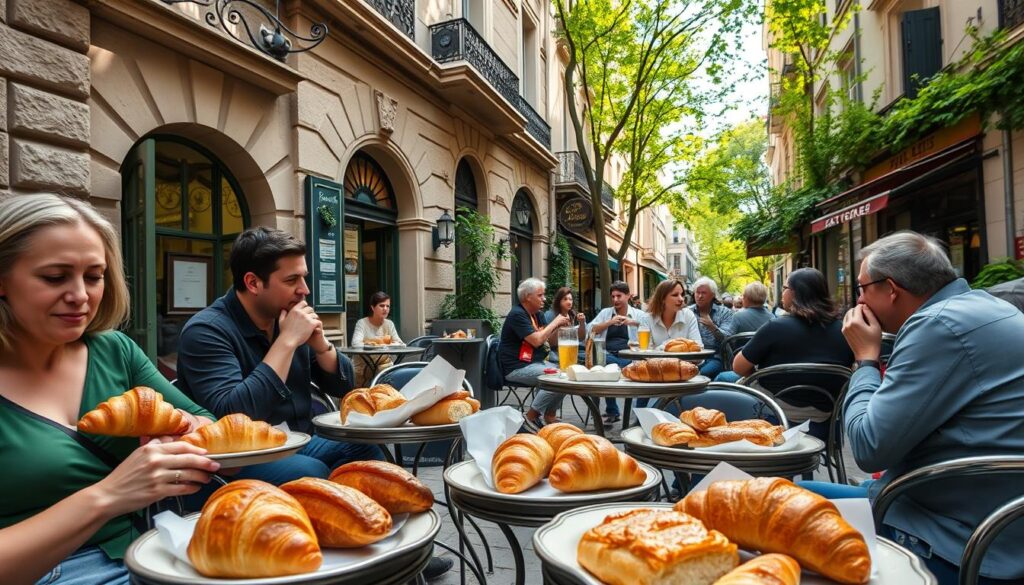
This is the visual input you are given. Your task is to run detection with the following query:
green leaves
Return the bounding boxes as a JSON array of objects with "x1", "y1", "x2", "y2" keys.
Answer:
[
  {"x1": 545, "y1": 234, "x2": 573, "y2": 309},
  {"x1": 971, "y1": 258, "x2": 1024, "y2": 290},
  {"x1": 438, "y1": 208, "x2": 504, "y2": 331}
]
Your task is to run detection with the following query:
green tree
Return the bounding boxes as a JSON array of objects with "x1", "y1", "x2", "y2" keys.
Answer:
[
  {"x1": 438, "y1": 208, "x2": 506, "y2": 331},
  {"x1": 545, "y1": 234, "x2": 572, "y2": 308},
  {"x1": 686, "y1": 199, "x2": 750, "y2": 294},
  {"x1": 687, "y1": 119, "x2": 773, "y2": 215}
]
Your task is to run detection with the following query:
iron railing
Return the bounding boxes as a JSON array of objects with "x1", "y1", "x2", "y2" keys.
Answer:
[
  {"x1": 430, "y1": 19, "x2": 520, "y2": 108},
  {"x1": 364, "y1": 0, "x2": 415, "y2": 39},
  {"x1": 999, "y1": 0, "x2": 1024, "y2": 29},
  {"x1": 555, "y1": 152, "x2": 614, "y2": 210},
  {"x1": 517, "y1": 96, "x2": 551, "y2": 149}
]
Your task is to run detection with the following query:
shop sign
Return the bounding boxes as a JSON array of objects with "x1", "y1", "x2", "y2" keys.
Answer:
[
  {"x1": 811, "y1": 192, "x2": 890, "y2": 234},
  {"x1": 1016, "y1": 236, "x2": 1024, "y2": 260},
  {"x1": 558, "y1": 197, "x2": 593, "y2": 233},
  {"x1": 863, "y1": 114, "x2": 980, "y2": 182},
  {"x1": 304, "y1": 176, "x2": 345, "y2": 312}
]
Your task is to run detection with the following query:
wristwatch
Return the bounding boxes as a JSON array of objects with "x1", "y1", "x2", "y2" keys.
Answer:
[{"x1": 854, "y1": 359, "x2": 880, "y2": 371}]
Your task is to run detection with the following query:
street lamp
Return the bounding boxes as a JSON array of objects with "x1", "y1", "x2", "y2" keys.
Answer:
[{"x1": 433, "y1": 209, "x2": 455, "y2": 250}]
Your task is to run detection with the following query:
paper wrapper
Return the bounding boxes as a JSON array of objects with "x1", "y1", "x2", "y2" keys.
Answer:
[
  {"x1": 634, "y1": 408, "x2": 809, "y2": 453},
  {"x1": 566, "y1": 364, "x2": 621, "y2": 382},
  {"x1": 344, "y1": 356, "x2": 465, "y2": 428},
  {"x1": 459, "y1": 406, "x2": 524, "y2": 489},
  {"x1": 689, "y1": 462, "x2": 878, "y2": 578}
]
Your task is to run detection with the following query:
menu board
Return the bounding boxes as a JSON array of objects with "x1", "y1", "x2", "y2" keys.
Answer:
[{"x1": 304, "y1": 176, "x2": 345, "y2": 312}]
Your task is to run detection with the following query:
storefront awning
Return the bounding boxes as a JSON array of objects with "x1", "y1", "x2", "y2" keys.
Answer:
[
  {"x1": 811, "y1": 191, "x2": 890, "y2": 234},
  {"x1": 570, "y1": 242, "x2": 620, "y2": 272},
  {"x1": 641, "y1": 265, "x2": 669, "y2": 282}
]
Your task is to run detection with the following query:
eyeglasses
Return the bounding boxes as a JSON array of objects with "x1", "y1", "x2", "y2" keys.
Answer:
[{"x1": 854, "y1": 278, "x2": 889, "y2": 295}]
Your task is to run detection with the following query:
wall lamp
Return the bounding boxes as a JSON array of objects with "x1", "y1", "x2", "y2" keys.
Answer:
[{"x1": 433, "y1": 209, "x2": 455, "y2": 250}]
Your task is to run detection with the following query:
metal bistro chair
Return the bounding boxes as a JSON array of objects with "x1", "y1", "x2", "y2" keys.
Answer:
[
  {"x1": 485, "y1": 334, "x2": 536, "y2": 412},
  {"x1": 871, "y1": 455, "x2": 1024, "y2": 585},
  {"x1": 738, "y1": 363, "x2": 853, "y2": 484},
  {"x1": 721, "y1": 332, "x2": 756, "y2": 370},
  {"x1": 406, "y1": 334, "x2": 440, "y2": 362},
  {"x1": 880, "y1": 332, "x2": 896, "y2": 368}
]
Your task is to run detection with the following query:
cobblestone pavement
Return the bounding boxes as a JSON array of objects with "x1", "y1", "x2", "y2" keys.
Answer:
[{"x1": 407, "y1": 392, "x2": 870, "y2": 585}]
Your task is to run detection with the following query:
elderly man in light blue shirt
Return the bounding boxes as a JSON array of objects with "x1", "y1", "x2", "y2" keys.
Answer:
[{"x1": 831, "y1": 231, "x2": 1024, "y2": 584}]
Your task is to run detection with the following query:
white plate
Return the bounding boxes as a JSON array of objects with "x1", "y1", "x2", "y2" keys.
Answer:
[
  {"x1": 125, "y1": 510, "x2": 440, "y2": 584},
  {"x1": 620, "y1": 426, "x2": 824, "y2": 460},
  {"x1": 443, "y1": 459, "x2": 661, "y2": 504},
  {"x1": 205, "y1": 432, "x2": 309, "y2": 467},
  {"x1": 533, "y1": 503, "x2": 936, "y2": 585},
  {"x1": 313, "y1": 414, "x2": 461, "y2": 433}
]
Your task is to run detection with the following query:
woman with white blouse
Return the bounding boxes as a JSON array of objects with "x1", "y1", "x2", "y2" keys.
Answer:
[
  {"x1": 351, "y1": 291, "x2": 404, "y2": 385},
  {"x1": 642, "y1": 279, "x2": 703, "y2": 349}
]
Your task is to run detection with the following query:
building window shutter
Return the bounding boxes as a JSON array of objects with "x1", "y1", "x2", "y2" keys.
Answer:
[{"x1": 901, "y1": 7, "x2": 942, "y2": 99}]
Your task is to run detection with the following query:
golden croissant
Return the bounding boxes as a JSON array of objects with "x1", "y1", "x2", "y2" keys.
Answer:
[
  {"x1": 341, "y1": 384, "x2": 407, "y2": 423},
  {"x1": 180, "y1": 413, "x2": 287, "y2": 453},
  {"x1": 714, "y1": 554, "x2": 802, "y2": 585},
  {"x1": 492, "y1": 433, "x2": 554, "y2": 494},
  {"x1": 651, "y1": 421, "x2": 699, "y2": 447},
  {"x1": 679, "y1": 407, "x2": 727, "y2": 431},
  {"x1": 188, "y1": 480, "x2": 322, "y2": 578},
  {"x1": 622, "y1": 358, "x2": 699, "y2": 382},
  {"x1": 688, "y1": 424, "x2": 785, "y2": 448},
  {"x1": 77, "y1": 386, "x2": 189, "y2": 436},
  {"x1": 677, "y1": 478, "x2": 870, "y2": 584},
  {"x1": 549, "y1": 434, "x2": 646, "y2": 492},
  {"x1": 329, "y1": 460, "x2": 434, "y2": 514},
  {"x1": 538, "y1": 422, "x2": 584, "y2": 454},
  {"x1": 281, "y1": 478, "x2": 392, "y2": 548},
  {"x1": 665, "y1": 338, "x2": 702, "y2": 353}
]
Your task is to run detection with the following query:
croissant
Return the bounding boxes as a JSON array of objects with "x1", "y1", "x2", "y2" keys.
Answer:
[
  {"x1": 341, "y1": 384, "x2": 407, "y2": 423},
  {"x1": 622, "y1": 358, "x2": 699, "y2": 382},
  {"x1": 688, "y1": 425, "x2": 784, "y2": 448},
  {"x1": 492, "y1": 433, "x2": 554, "y2": 494},
  {"x1": 577, "y1": 508, "x2": 738, "y2": 585},
  {"x1": 651, "y1": 421, "x2": 699, "y2": 447},
  {"x1": 680, "y1": 407, "x2": 727, "y2": 431},
  {"x1": 665, "y1": 338, "x2": 702, "y2": 353},
  {"x1": 549, "y1": 434, "x2": 646, "y2": 492},
  {"x1": 677, "y1": 478, "x2": 870, "y2": 584},
  {"x1": 280, "y1": 478, "x2": 392, "y2": 548},
  {"x1": 714, "y1": 554, "x2": 801, "y2": 585},
  {"x1": 78, "y1": 387, "x2": 190, "y2": 436},
  {"x1": 187, "y1": 480, "x2": 322, "y2": 578},
  {"x1": 726, "y1": 419, "x2": 776, "y2": 431},
  {"x1": 538, "y1": 422, "x2": 584, "y2": 454},
  {"x1": 180, "y1": 413, "x2": 287, "y2": 453},
  {"x1": 329, "y1": 460, "x2": 434, "y2": 514}
]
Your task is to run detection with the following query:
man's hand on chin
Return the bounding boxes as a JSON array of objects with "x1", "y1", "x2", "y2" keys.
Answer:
[{"x1": 842, "y1": 305, "x2": 883, "y2": 361}]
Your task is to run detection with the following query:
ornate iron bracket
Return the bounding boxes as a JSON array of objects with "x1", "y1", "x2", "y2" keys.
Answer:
[{"x1": 160, "y1": 0, "x2": 327, "y2": 61}]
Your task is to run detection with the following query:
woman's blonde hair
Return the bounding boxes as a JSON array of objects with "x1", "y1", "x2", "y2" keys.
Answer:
[
  {"x1": 647, "y1": 279, "x2": 684, "y2": 318},
  {"x1": 0, "y1": 194, "x2": 130, "y2": 351}
]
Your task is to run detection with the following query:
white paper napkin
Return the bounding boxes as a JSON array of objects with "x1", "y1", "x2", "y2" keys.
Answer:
[
  {"x1": 459, "y1": 406, "x2": 523, "y2": 488},
  {"x1": 345, "y1": 356, "x2": 465, "y2": 428},
  {"x1": 635, "y1": 408, "x2": 809, "y2": 453}
]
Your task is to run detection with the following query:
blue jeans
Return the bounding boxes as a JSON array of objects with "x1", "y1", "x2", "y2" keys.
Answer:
[
  {"x1": 506, "y1": 362, "x2": 564, "y2": 414},
  {"x1": 714, "y1": 370, "x2": 741, "y2": 383},
  {"x1": 35, "y1": 546, "x2": 128, "y2": 585},
  {"x1": 236, "y1": 435, "x2": 384, "y2": 484},
  {"x1": 699, "y1": 356, "x2": 724, "y2": 379}
]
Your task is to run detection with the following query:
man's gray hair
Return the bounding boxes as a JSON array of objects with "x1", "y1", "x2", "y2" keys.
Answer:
[
  {"x1": 517, "y1": 277, "x2": 546, "y2": 302},
  {"x1": 693, "y1": 276, "x2": 719, "y2": 297},
  {"x1": 743, "y1": 282, "x2": 769, "y2": 306},
  {"x1": 860, "y1": 231, "x2": 957, "y2": 297}
]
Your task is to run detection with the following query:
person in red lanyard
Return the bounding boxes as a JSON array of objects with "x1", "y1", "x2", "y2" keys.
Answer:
[{"x1": 498, "y1": 278, "x2": 570, "y2": 426}]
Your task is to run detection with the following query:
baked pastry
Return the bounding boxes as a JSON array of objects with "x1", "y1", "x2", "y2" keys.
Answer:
[
  {"x1": 549, "y1": 434, "x2": 646, "y2": 492},
  {"x1": 78, "y1": 387, "x2": 190, "y2": 437},
  {"x1": 180, "y1": 413, "x2": 287, "y2": 454},
  {"x1": 665, "y1": 338, "x2": 702, "y2": 353},
  {"x1": 677, "y1": 478, "x2": 870, "y2": 584},
  {"x1": 652, "y1": 421, "x2": 699, "y2": 447},
  {"x1": 491, "y1": 433, "x2": 554, "y2": 494},
  {"x1": 537, "y1": 422, "x2": 584, "y2": 454},
  {"x1": 328, "y1": 460, "x2": 434, "y2": 514},
  {"x1": 410, "y1": 390, "x2": 480, "y2": 425},
  {"x1": 713, "y1": 554, "x2": 801, "y2": 585},
  {"x1": 577, "y1": 508, "x2": 738, "y2": 585},
  {"x1": 445, "y1": 330, "x2": 467, "y2": 339},
  {"x1": 340, "y1": 384, "x2": 407, "y2": 423},
  {"x1": 187, "y1": 480, "x2": 321, "y2": 578},
  {"x1": 725, "y1": 419, "x2": 776, "y2": 431},
  {"x1": 687, "y1": 424, "x2": 785, "y2": 448},
  {"x1": 680, "y1": 407, "x2": 727, "y2": 431},
  {"x1": 622, "y1": 358, "x2": 699, "y2": 382},
  {"x1": 280, "y1": 478, "x2": 392, "y2": 548}
]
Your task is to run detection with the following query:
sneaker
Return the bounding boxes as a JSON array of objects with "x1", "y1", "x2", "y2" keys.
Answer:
[
  {"x1": 423, "y1": 556, "x2": 454, "y2": 580},
  {"x1": 602, "y1": 413, "x2": 621, "y2": 424}
]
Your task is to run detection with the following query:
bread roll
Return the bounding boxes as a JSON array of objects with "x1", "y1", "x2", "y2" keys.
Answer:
[
  {"x1": 328, "y1": 460, "x2": 434, "y2": 514},
  {"x1": 410, "y1": 397, "x2": 478, "y2": 425},
  {"x1": 187, "y1": 480, "x2": 321, "y2": 578},
  {"x1": 713, "y1": 554, "x2": 801, "y2": 585},
  {"x1": 688, "y1": 425, "x2": 784, "y2": 448},
  {"x1": 652, "y1": 421, "x2": 699, "y2": 447},
  {"x1": 549, "y1": 434, "x2": 646, "y2": 492},
  {"x1": 680, "y1": 407, "x2": 728, "y2": 431},
  {"x1": 180, "y1": 413, "x2": 287, "y2": 454},
  {"x1": 677, "y1": 478, "x2": 870, "y2": 584},
  {"x1": 537, "y1": 422, "x2": 584, "y2": 454},
  {"x1": 78, "y1": 387, "x2": 190, "y2": 437},
  {"x1": 622, "y1": 358, "x2": 699, "y2": 382},
  {"x1": 280, "y1": 478, "x2": 392, "y2": 547},
  {"x1": 665, "y1": 338, "x2": 702, "y2": 353},
  {"x1": 340, "y1": 384, "x2": 407, "y2": 423},
  {"x1": 492, "y1": 433, "x2": 554, "y2": 494},
  {"x1": 577, "y1": 508, "x2": 738, "y2": 585}
]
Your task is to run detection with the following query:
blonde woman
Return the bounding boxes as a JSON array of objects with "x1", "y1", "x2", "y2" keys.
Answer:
[{"x1": 0, "y1": 194, "x2": 219, "y2": 585}]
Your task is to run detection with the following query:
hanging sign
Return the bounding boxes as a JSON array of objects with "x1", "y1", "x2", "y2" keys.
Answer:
[
  {"x1": 811, "y1": 192, "x2": 890, "y2": 234},
  {"x1": 558, "y1": 197, "x2": 593, "y2": 233}
]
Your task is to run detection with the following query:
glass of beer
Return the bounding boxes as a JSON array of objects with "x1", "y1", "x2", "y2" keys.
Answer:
[
  {"x1": 558, "y1": 326, "x2": 579, "y2": 371},
  {"x1": 637, "y1": 325, "x2": 651, "y2": 351}
]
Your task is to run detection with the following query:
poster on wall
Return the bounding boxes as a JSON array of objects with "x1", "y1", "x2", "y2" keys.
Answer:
[
  {"x1": 167, "y1": 254, "x2": 212, "y2": 315},
  {"x1": 344, "y1": 224, "x2": 360, "y2": 302},
  {"x1": 304, "y1": 176, "x2": 345, "y2": 312}
]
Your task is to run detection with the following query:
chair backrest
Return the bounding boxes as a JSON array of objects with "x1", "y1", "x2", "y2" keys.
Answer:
[
  {"x1": 407, "y1": 335, "x2": 439, "y2": 361},
  {"x1": 310, "y1": 381, "x2": 338, "y2": 415},
  {"x1": 484, "y1": 334, "x2": 506, "y2": 392},
  {"x1": 671, "y1": 382, "x2": 789, "y2": 428},
  {"x1": 371, "y1": 361, "x2": 474, "y2": 396},
  {"x1": 721, "y1": 332, "x2": 756, "y2": 367},
  {"x1": 739, "y1": 363, "x2": 852, "y2": 412},
  {"x1": 880, "y1": 332, "x2": 896, "y2": 365}
]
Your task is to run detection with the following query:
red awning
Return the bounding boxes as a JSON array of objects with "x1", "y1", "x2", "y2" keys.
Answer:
[{"x1": 811, "y1": 191, "x2": 890, "y2": 234}]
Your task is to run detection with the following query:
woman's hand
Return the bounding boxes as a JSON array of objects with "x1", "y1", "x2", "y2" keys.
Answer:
[{"x1": 90, "y1": 440, "x2": 220, "y2": 518}]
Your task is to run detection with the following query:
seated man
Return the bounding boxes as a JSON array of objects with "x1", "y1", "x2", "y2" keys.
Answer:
[
  {"x1": 689, "y1": 276, "x2": 734, "y2": 378},
  {"x1": 730, "y1": 282, "x2": 775, "y2": 334},
  {"x1": 500, "y1": 278, "x2": 569, "y2": 426},
  {"x1": 177, "y1": 227, "x2": 383, "y2": 484},
  {"x1": 826, "y1": 231, "x2": 1024, "y2": 584},
  {"x1": 589, "y1": 280, "x2": 644, "y2": 419}
]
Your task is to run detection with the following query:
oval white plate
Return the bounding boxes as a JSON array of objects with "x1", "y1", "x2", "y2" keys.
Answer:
[
  {"x1": 205, "y1": 431, "x2": 310, "y2": 467},
  {"x1": 444, "y1": 460, "x2": 660, "y2": 504},
  {"x1": 621, "y1": 426, "x2": 825, "y2": 459}
]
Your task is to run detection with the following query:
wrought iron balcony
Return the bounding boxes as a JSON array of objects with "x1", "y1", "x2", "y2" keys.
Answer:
[
  {"x1": 430, "y1": 19, "x2": 520, "y2": 109},
  {"x1": 999, "y1": 0, "x2": 1024, "y2": 29},
  {"x1": 556, "y1": 151, "x2": 590, "y2": 194},
  {"x1": 518, "y1": 96, "x2": 551, "y2": 149},
  {"x1": 364, "y1": 0, "x2": 415, "y2": 39},
  {"x1": 601, "y1": 182, "x2": 614, "y2": 210}
]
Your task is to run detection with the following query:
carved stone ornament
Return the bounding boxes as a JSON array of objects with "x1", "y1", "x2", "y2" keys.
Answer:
[{"x1": 374, "y1": 90, "x2": 398, "y2": 136}]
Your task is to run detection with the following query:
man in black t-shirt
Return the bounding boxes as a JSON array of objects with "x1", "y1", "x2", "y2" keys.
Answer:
[{"x1": 499, "y1": 278, "x2": 569, "y2": 426}]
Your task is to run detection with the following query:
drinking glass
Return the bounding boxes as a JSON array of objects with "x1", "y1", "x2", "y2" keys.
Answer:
[
  {"x1": 637, "y1": 325, "x2": 651, "y2": 351},
  {"x1": 558, "y1": 326, "x2": 579, "y2": 371}
]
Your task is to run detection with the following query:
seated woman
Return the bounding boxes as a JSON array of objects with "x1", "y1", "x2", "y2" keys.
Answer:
[
  {"x1": 636, "y1": 279, "x2": 702, "y2": 408},
  {"x1": 351, "y1": 291, "x2": 404, "y2": 386},
  {"x1": 0, "y1": 194, "x2": 220, "y2": 585},
  {"x1": 544, "y1": 286, "x2": 586, "y2": 363},
  {"x1": 721, "y1": 268, "x2": 854, "y2": 440}
]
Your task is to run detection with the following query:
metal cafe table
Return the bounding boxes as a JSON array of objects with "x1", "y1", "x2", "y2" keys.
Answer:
[
  {"x1": 337, "y1": 345, "x2": 425, "y2": 382},
  {"x1": 604, "y1": 349, "x2": 717, "y2": 426}
]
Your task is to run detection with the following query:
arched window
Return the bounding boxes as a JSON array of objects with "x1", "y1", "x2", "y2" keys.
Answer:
[
  {"x1": 510, "y1": 189, "x2": 534, "y2": 296},
  {"x1": 454, "y1": 159, "x2": 479, "y2": 297},
  {"x1": 344, "y1": 152, "x2": 397, "y2": 212}
]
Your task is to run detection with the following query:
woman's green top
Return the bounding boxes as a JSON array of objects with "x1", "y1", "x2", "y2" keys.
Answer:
[{"x1": 0, "y1": 331, "x2": 213, "y2": 559}]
